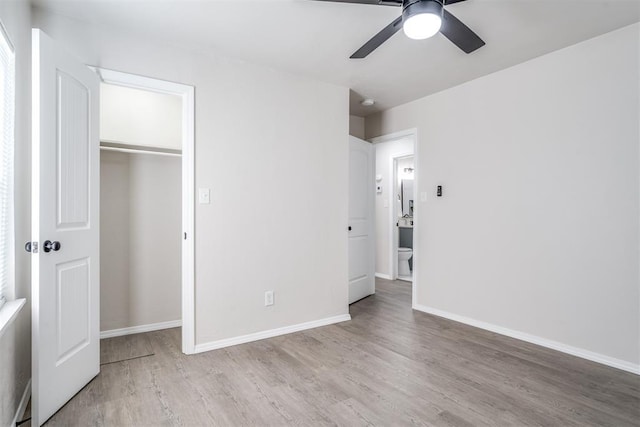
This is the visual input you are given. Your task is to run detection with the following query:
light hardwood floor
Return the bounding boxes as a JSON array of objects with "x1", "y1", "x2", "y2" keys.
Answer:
[{"x1": 39, "y1": 278, "x2": 639, "y2": 426}]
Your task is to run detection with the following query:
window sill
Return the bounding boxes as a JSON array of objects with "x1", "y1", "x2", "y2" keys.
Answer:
[{"x1": 0, "y1": 298, "x2": 26, "y2": 339}]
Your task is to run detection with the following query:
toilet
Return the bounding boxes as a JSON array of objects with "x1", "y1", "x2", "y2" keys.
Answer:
[{"x1": 398, "y1": 247, "x2": 413, "y2": 277}]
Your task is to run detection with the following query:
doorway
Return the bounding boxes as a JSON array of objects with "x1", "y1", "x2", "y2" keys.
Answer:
[
  {"x1": 394, "y1": 155, "x2": 415, "y2": 282},
  {"x1": 95, "y1": 68, "x2": 195, "y2": 354},
  {"x1": 370, "y1": 129, "x2": 418, "y2": 306}
]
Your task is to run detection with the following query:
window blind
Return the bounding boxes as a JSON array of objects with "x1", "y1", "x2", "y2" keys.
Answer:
[{"x1": 0, "y1": 23, "x2": 15, "y2": 310}]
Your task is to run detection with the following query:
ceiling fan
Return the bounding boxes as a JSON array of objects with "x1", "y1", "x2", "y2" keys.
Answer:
[{"x1": 315, "y1": 0, "x2": 485, "y2": 58}]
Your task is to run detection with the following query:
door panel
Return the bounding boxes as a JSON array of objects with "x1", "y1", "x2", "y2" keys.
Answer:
[
  {"x1": 32, "y1": 29, "x2": 100, "y2": 426},
  {"x1": 349, "y1": 150, "x2": 369, "y2": 218},
  {"x1": 56, "y1": 258, "x2": 90, "y2": 363},
  {"x1": 57, "y1": 71, "x2": 90, "y2": 228},
  {"x1": 348, "y1": 136, "x2": 375, "y2": 304},
  {"x1": 348, "y1": 236, "x2": 368, "y2": 280}
]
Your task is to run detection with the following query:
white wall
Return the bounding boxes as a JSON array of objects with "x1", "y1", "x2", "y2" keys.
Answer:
[
  {"x1": 100, "y1": 83, "x2": 182, "y2": 150},
  {"x1": 33, "y1": 9, "x2": 350, "y2": 347},
  {"x1": 100, "y1": 150, "x2": 181, "y2": 332},
  {"x1": 366, "y1": 24, "x2": 640, "y2": 370},
  {"x1": 349, "y1": 115, "x2": 365, "y2": 139},
  {"x1": 0, "y1": 1, "x2": 31, "y2": 425},
  {"x1": 373, "y1": 138, "x2": 413, "y2": 278}
]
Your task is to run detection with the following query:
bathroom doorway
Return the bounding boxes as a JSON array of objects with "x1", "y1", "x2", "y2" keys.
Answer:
[
  {"x1": 95, "y1": 68, "x2": 196, "y2": 354},
  {"x1": 394, "y1": 155, "x2": 415, "y2": 282},
  {"x1": 370, "y1": 129, "x2": 418, "y2": 306}
]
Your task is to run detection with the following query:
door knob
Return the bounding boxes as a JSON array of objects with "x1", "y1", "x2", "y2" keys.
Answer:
[{"x1": 43, "y1": 240, "x2": 61, "y2": 253}]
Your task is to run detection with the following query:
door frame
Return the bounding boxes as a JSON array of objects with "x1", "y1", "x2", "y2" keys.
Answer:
[
  {"x1": 370, "y1": 129, "x2": 418, "y2": 307},
  {"x1": 93, "y1": 67, "x2": 196, "y2": 354}
]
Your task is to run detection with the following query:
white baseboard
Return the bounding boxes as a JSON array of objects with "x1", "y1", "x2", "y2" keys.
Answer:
[
  {"x1": 12, "y1": 378, "x2": 31, "y2": 426},
  {"x1": 413, "y1": 304, "x2": 640, "y2": 375},
  {"x1": 100, "y1": 319, "x2": 182, "y2": 339},
  {"x1": 375, "y1": 273, "x2": 393, "y2": 280},
  {"x1": 195, "y1": 314, "x2": 351, "y2": 354}
]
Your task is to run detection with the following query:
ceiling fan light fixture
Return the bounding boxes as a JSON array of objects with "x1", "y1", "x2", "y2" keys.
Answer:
[
  {"x1": 402, "y1": 0, "x2": 443, "y2": 40},
  {"x1": 403, "y1": 13, "x2": 442, "y2": 40}
]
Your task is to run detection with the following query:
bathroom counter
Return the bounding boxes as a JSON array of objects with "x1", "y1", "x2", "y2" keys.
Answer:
[{"x1": 397, "y1": 217, "x2": 414, "y2": 228}]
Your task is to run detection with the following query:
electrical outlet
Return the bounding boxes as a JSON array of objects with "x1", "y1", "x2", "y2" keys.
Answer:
[{"x1": 264, "y1": 291, "x2": 274, "y2": 306}]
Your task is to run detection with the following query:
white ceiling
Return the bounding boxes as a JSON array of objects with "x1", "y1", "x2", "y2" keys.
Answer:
[{"x1": 32, "y1": 0, "x2": 640, "y2": 116}]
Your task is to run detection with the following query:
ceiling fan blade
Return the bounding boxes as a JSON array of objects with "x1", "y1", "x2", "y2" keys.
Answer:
[
  {"x1": 351, "y1": 16, "x2": 403, "y2": 59},
  {"x1": 443, "y1": 0, "x2": 469, "y2": 4},
  {"x1": 312, "y1": 0, "x2": 401, "y2": 6},
  {"x1": 440, "y1": 9, "x2": 485, "y2": 53}
]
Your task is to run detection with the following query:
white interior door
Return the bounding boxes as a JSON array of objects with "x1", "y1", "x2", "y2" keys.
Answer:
[
  {"x1": 31, "y1": 29, "x2": 100, "y2": 426},
  {"x1": 348, "y1": 136, "x2": 375, "y2": 304}
]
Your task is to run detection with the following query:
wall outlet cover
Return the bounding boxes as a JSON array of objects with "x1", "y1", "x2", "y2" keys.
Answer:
[{"x1": 264, "y1": 291, "x2": 274, "y2": 306}]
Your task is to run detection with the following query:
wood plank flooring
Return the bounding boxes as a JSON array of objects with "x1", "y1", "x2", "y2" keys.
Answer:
[
  {"x1": 42, "y1": 278, "x2": 639, "y2": 426},
  {"x1": 100, "y1": 333, "x2": 154, "y2": 365}
]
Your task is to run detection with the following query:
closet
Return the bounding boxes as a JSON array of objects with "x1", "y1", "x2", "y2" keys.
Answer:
[{"x1": 99, "y1": 82, "x2": 182, "y2": 335}]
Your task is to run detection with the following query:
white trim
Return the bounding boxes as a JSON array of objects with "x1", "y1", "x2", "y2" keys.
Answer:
[
  {"x1": 0, "y1": 298, "x2": 25, "y2": 339},
  {"x1": 181, "y1": 85, "x2": 196, "y2": 355},
  {"x1": 390, "y1": 156, "x2": 399, "y2": 280},
  {"x1": 412, "y1": 129, "x2": 419, "y2": 307},
  {"x1": 92, "y1": 67, "x2": 196, "y2": 355},
  {"x1": 195, "y1": 314, "x2": 351, "y2": 354},
  {"x1": 375, "y1": 272, "x2": 393, "y2": 280},
  {"x1": 413, "y1": 304, "x2": 640, "y2": 375},
  {"x1": 100, "y1": 319, "x2": 182, "y2": 339},
  {"x1": 369, "y1": 128, "x2": 418, "y2": 145},
  {"x1": 12, "y1": 378, "x2": 31, "y2": 427},
  {"x1": 0, "y1": 19, "x2": 15, "y2": 53}
]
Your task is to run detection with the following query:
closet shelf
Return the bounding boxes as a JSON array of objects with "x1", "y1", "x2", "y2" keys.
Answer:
[{"x1": 100, "y1": 140, "x2": 182, "y2": 157}]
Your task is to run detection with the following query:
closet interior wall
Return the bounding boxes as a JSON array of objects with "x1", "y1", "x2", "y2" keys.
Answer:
[{"x1": 100, "y1": 150, "x2": 181, "y2": 332}]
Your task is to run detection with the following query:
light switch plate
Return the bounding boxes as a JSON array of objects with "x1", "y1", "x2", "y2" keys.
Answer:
[
  {"x1": 420, "y1": 192, "x2": 427, "y2": 202},
  {"x1": 198, "y1": 188, "x2": 211, "y2": 204},
  {"x1": 383, "y1": 199, "x2": 389, "y2": 208}
]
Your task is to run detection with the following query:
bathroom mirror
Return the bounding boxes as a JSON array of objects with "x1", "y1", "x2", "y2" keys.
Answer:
[{"x1": 401, "y1": 179, "x2": 414, "y2": 217}]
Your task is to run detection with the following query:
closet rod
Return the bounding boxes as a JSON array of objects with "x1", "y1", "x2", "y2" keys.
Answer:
[{"x1": 100, "y1": 140, "x2": 182, "y2": 157}]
